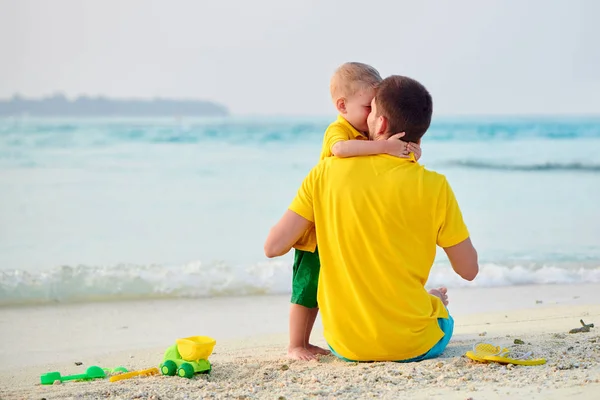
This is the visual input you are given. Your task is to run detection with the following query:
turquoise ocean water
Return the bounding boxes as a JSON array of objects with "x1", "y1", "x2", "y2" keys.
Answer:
[{"x1": 1, "y1": 116, "x2": 599, "y2": 305}]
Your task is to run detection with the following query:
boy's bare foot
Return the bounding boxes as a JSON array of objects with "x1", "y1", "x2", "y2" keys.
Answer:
[
  {"x1": 288, "y1": 346, "x2": 318, "y2": 360},
  {"x1": 428, "y1": 287, "x2": 449, "y2": 306},
  {"x1": 288, "y1": 344, "x2": 330, "y2": 360},
  {"x1": 307, "y1": 344, "x2": 330, "y2": 356}
]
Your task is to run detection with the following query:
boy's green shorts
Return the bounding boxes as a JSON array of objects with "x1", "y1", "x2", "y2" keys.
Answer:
[{"x1": 291, "y1": 247, "x2": 321, "y2": 308}]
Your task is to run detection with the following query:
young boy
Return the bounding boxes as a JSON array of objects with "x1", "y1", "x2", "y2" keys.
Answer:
[{"x1": 288, "y1": 62, "x2": 422, "y2": 360}]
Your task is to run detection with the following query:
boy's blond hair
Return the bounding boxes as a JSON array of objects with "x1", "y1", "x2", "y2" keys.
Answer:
[{"x1": 330, "y1": 62, "x2": 382, "y2": 101}]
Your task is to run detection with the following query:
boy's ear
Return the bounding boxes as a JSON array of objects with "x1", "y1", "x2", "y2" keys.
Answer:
[{"x1": 335, "y1": 98, "x2": 347, "y2": 114}]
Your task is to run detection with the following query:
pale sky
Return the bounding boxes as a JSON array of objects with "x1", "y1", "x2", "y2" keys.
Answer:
[{"x1": 1, "y1": 0, "x2": 599, "y2": 116}]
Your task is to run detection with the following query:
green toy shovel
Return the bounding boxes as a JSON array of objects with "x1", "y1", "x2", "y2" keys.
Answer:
[{"x1": 40, "y1": 365, "x2": 106, "y2": 385}]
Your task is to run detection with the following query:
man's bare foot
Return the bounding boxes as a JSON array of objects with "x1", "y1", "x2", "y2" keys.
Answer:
[
  {"x1": 429, "y1": 287, "x2": 449, "y2": 306},
  {"x1": 307, "y1": 344, "x2": 330, "y2": 356},
  {"x1": 288, "y1": 346, "x2": 317, "y2": 360}
]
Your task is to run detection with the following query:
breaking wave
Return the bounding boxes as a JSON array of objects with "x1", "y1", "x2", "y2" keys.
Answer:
[{"x1": 1, "y1": 260, "x2": 599, "y2": 306}]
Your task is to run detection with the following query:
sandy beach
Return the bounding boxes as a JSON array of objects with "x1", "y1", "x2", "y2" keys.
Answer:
[{"x1": 1, "y1": 284, "x2": 599, "y2": 399}]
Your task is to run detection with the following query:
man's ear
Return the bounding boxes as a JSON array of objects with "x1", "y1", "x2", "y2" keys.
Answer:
[
  {"x1": 378, "y1": 115, "x2": 388, "y2": 137},
  {"x1": 335, "y1": 98, "x2": 347, "y2": 114}
]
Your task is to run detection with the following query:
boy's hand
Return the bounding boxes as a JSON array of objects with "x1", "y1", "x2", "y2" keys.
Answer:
[
  {"x1": 408, "y1": 142, "x2": 422, "y2": 161},
  {"x1": 385, "y1": 133, "x2": 422, "y2": 161},
  {"x1": 385, "y1": 132, "x2": 410, "y2": 158}
]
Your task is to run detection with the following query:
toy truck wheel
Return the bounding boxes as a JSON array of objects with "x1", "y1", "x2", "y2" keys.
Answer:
[
  {"x1": 177, "y1": 363, "x2": 194, "y2": 379},
  {"x1": 161, "y1": 360, "x2": 177, "y2": 376}
]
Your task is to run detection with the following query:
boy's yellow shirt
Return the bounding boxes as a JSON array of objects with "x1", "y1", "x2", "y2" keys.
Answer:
[
  {"x1": 288, "y1": 155, "x2": 469, "y2": 360},
  {"x1": 293, "y1": 115, "x2": 367, "y2": 252},
  {"x1": 319, "y1": 115, "x2": 367, "y2": 160}
]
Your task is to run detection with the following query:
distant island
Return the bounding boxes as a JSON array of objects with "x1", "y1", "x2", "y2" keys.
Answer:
[{"x1": 0, "y1": 93, "x2": 229, "y2": 117}]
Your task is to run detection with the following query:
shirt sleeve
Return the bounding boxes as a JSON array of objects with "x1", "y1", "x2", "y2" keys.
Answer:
[
  {"x1": 320, "y1": 124, "x2": 351, "y2": 159},
  {"x1": 436, "y1": 177, "x2": 470, "y2": 248},
  {"x1": 288, "y1": 164, "x2": 319, "y2": 222}
]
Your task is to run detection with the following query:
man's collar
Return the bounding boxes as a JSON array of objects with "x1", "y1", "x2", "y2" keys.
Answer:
[{"x1": 380, "y1": 152, "x2": 418, "y2": 163}]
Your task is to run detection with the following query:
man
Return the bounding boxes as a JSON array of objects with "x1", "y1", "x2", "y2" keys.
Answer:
[{"x1": 264, "y1": 75, "x2": 479, "y2": 362}]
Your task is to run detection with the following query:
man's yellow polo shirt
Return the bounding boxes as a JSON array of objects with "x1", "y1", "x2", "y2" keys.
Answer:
[
  {"x1": 294, "y1": 115, "x2": 367, "y2": 252},
  {"x1": 288, "y1": 154, "x2": 469, "y2": 361}
]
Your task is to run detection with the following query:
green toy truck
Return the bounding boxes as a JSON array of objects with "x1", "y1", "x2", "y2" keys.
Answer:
[{"x1": 159, "y1": 336, "x2": 215, "y2": 378}]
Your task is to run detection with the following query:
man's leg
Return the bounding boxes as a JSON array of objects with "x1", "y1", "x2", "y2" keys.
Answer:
[{"x1": 400, "y1": 287, "x2": 453, "y2": 362}]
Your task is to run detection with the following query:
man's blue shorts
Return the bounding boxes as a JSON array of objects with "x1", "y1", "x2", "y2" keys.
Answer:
[{"x1": 328, "y1": 313, "x2": 454, "y2": 363}]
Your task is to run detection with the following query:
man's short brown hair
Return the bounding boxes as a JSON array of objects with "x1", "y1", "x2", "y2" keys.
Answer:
[{"x1": 374, "y1": 75, "x2": 433, "y2": 142}]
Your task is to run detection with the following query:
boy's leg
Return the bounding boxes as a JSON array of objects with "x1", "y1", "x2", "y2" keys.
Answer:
[
  {"x1": 289, "y1": 304, "x2": 321, "y2": 360},
  {"x1": 289, "y1": 248, "x2": 329, "y2": 360}
]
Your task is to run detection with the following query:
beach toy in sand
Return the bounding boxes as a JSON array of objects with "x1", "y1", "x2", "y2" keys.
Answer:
[
  {"x1": 159, "y1": 336, "x2": 216, "y2": 378},
  {"x1": 40, "y1": 365, "x2": 106, "y2": 385},
  {"x1": 109, "y1": 367, "x2": 159, "y2": 382},
  {"x1": 465, "y1": 342, "x2": 546, "y2": 366},
  {"x1": 103, "y1": 366, "x2": 128, "y2": 375}
]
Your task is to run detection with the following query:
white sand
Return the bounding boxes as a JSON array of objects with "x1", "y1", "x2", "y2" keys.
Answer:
[{"x1": 1, "y1": 284, "x2": 599, "y2": 399}]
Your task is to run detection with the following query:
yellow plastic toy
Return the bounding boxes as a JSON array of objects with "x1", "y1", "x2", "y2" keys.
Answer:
[
  {"x1": 109, "y1": 367, "x2": 160, "y2": 382},
  {"x1": 176, "y1": 336, "x2": 216, "y2": 361},
  {"x1": 160, "y1": 336, "x2": 216, "y2": 378},
  {"x1": 466, "y1": 342, "x2": 546, "y2": 366}
]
